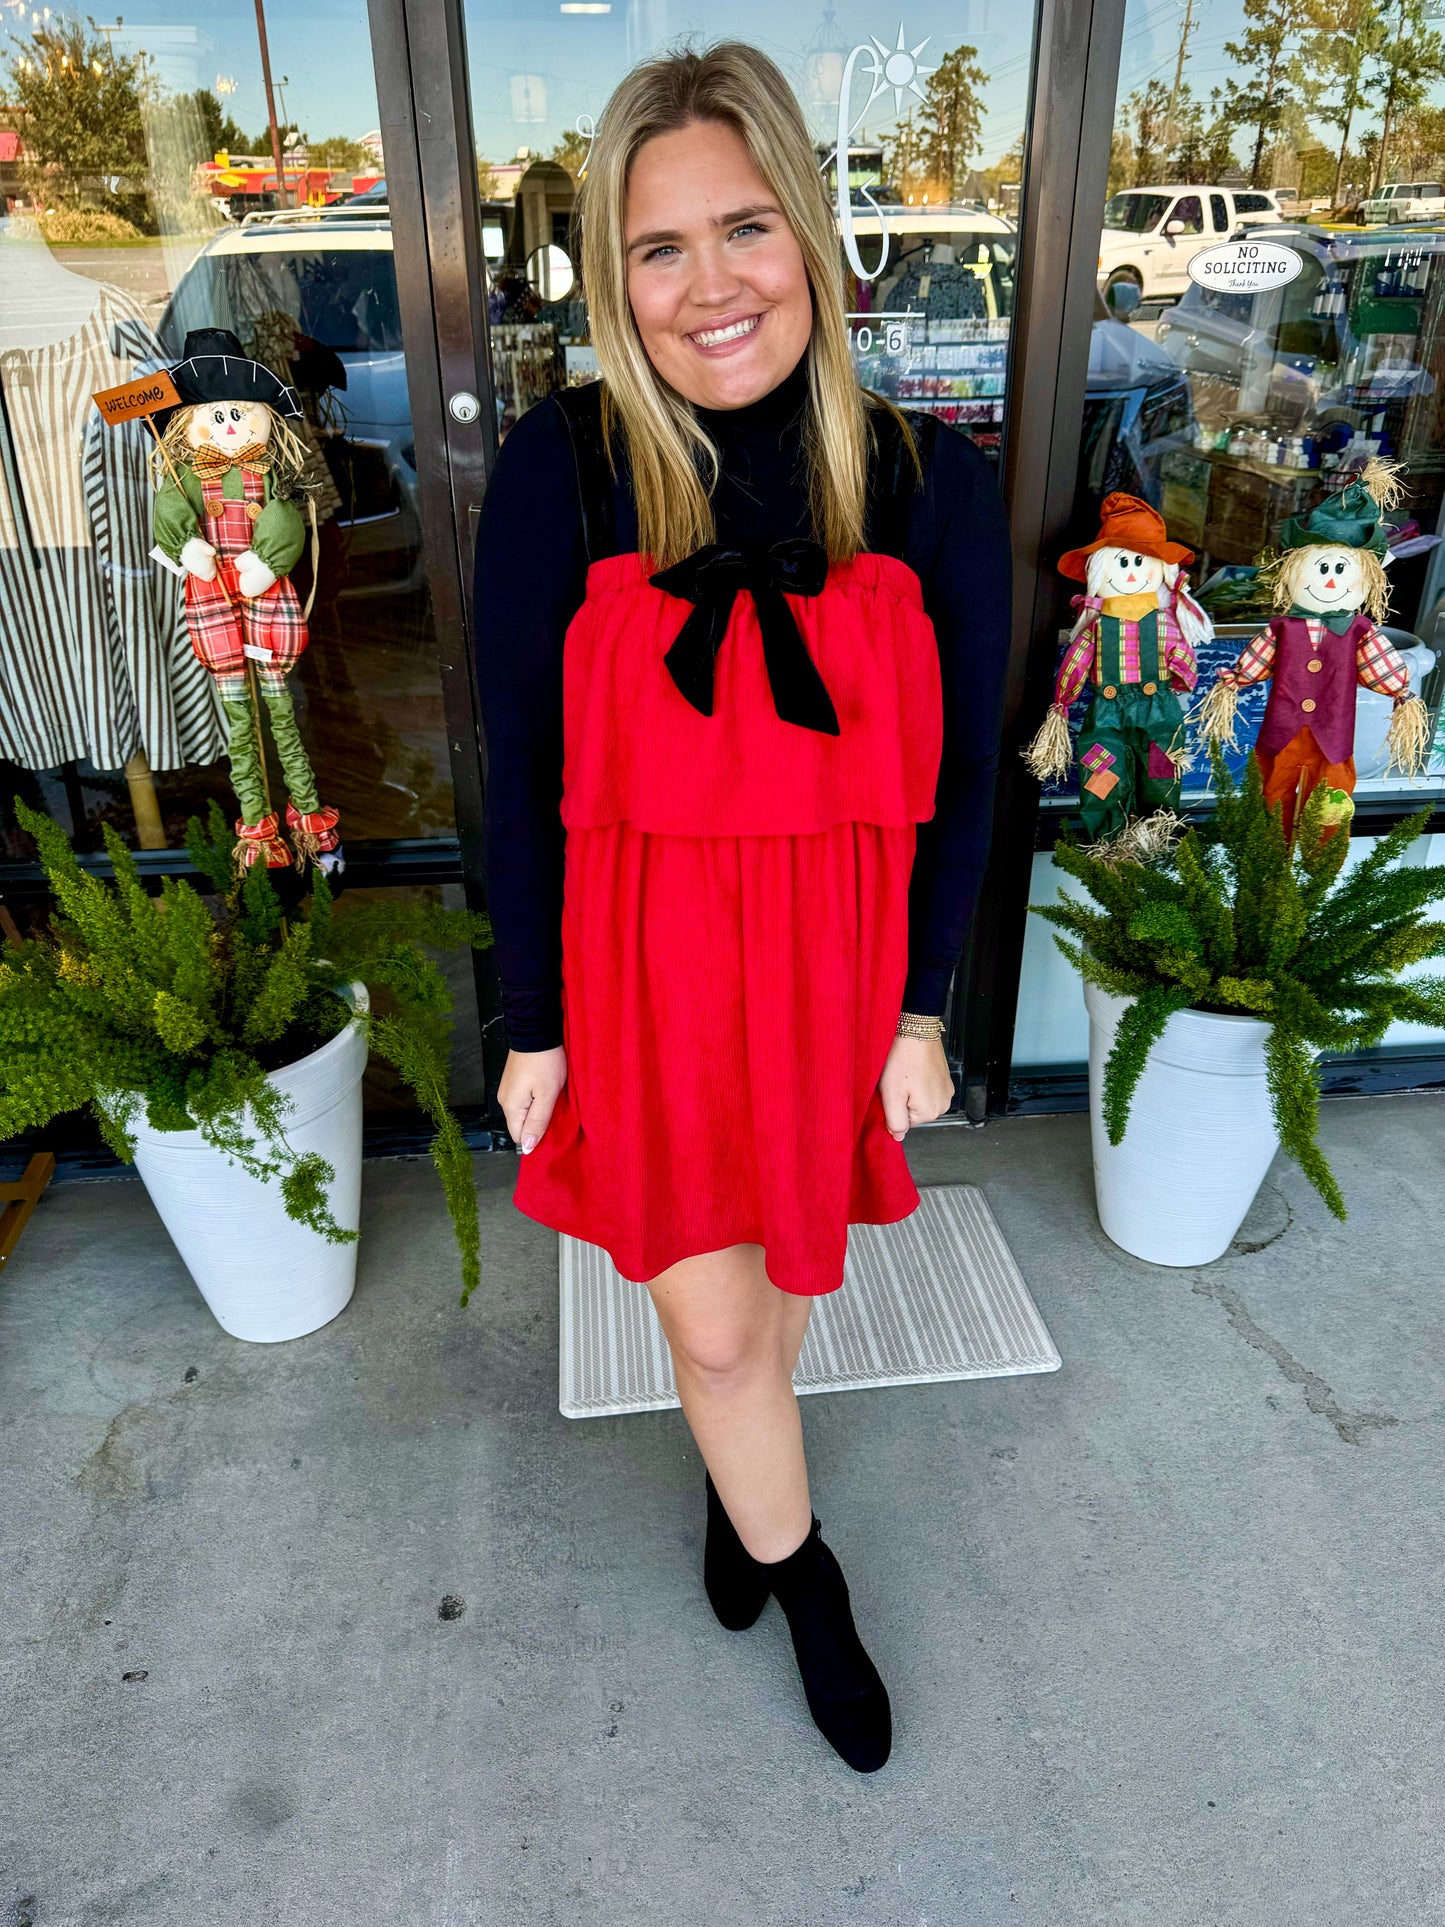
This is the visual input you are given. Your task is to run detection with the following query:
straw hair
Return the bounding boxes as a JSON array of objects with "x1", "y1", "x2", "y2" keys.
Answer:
[
  {"x1": 152, "y1": 403, "x2": 313, "y2": 499},
  {"x1": 1267, "y1": 543, "x2": 1393, "y2": 624},
  {"x1": 575, "y1": 39, "x2": 915, "y2": 569}
]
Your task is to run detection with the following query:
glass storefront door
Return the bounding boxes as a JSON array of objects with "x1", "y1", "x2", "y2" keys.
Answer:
[
  {"x1": 463, "y1": 1, "x2": 1038, "y2": 472},
  {"x1": 1011, "y1": 0, "x2": 1445, "y2": 1088},
  {"x1": 456, "y1": 0, "x2": 1049, "y2": 1086}
]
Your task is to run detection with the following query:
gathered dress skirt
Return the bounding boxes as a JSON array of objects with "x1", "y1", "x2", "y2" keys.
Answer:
[{"x1": 512, "y1": 549, "x2": 944, "y2": 1296}]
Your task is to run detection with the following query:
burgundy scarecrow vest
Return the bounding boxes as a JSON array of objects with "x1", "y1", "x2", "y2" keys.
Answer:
[{"x1": 1255, "y1": 612, "x2": 1371, "y2": 766}]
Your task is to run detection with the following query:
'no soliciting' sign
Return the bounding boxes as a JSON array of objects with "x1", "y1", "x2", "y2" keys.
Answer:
[{"x1": 1187, "y1": 239, "x2": 1304, "y2": 293}]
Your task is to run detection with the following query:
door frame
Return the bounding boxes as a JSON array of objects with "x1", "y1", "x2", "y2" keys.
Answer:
[
  {"x1": 367, "y1": 0, "x2": 1133, "y2": 1128},
  {"x1": 957, "y1": 0, "x2": 1129, "y2": 1118}
]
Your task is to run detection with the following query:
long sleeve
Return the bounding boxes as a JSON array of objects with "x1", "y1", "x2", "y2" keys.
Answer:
[
  {"x1": 153, "y1": 472, "x2": 201, "y2": 562},
  {"x1": 1357, "y1": 624, "x2": 1411, "y2": 696},
  {"x1": 1230, "y1": 622, "x2": 1279, "y2": 685},
  {"x1": 473, "y1": 398, "x2": 588, "y2": 1052},
  {"x1": 1054, "y1": 624, "x2": 1097, "y2": 706},
  {"x1": 1160, "y1": 609, "x2": 1198, "y2": 691},
  {"x1": 250, "y1": 486, "x2": 306, "y2": 577},
  {"x1": 900, "y1": 421, "x2": 1012, "y2": 1019}
]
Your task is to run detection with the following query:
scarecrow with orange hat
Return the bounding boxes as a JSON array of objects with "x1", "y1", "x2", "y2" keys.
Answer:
[
  {"x1": 1197, "y1": 461, "x2": 1431, "y2": 841},
  {"x1": 1023, "y1": 492, "x2": 1211, "y2": 842}
]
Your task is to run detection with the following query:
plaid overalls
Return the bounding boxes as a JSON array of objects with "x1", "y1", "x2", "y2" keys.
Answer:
[
  {"x1": 181, "y1": 466, "x2": 337, "y2": 865},
  {"x1": 1075, "y1": 611, "x2": 1187, "y2": 840},
  {"x1": 185, "y1": 469, "x2": 308, "y2": 692}
]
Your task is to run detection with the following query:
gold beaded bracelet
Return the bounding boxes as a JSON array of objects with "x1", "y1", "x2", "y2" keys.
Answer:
[{"x1": 896, "y1": 1010, "x2": 945, "y2": 1040}]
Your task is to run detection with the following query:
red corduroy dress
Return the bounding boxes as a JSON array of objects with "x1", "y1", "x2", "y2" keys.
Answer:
[{"x1": 512, "y1": 546, "x2": 944, "y2": 1295}]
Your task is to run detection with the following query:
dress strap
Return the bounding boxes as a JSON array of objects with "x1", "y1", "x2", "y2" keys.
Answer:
[
  {"x1": 553, "y1": 381, "x2": 618, "y2": 565},
  {"x1": 863, "y1": 402, "x2": 940, "y2": 560}
]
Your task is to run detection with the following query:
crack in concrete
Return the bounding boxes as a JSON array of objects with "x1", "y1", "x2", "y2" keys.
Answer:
[
  {"x1": 1230, "y1": 1185, "x2": 1294, "y2": 1255},
  {"x1": 1191, "y1": 1276, "x2": 1399, "y2": 1446}
]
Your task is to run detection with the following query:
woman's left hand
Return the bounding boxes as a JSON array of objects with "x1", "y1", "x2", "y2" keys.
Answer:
[{"x1": 878, "y1": 1034, "x2": 956, "y2": 1142}]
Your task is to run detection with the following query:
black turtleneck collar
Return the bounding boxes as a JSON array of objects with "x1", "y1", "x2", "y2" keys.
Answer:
[{"x1": 692, "y1": 352, "x2": 809, "y2": 439}]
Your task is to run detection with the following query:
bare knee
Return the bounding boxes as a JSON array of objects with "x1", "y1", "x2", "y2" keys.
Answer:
[
  {"x1": 667, "y1": 1317, "x2": 777, "y2": 1387},
  {"x1": 648, "y1": 1246, "x2": 786, "y2": 1387}
]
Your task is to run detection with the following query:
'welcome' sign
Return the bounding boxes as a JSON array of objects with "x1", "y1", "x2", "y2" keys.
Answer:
[{"x1": 91, "y1": 370, "x2": 182, "y2": 424}]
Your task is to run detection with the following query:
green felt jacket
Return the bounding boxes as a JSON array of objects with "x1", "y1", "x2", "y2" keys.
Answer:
[{"x1": 153, "y1": 464, "x2": 306, "y2": 578}]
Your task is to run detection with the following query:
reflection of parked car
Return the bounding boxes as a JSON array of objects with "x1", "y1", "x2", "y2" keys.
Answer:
[
  {"x1": 1362, "y1": 181, "x2": 1445, "y2": 225},
  {"x1": 1098, "y1": 185, "x2": 1283, "y2": 303},
  {"x1": 1079, "y1": 287, "x2": 1196, "y2": 508},
  {"x1": 843, "y1": 207, "x2": 1194, "y2": 490},
  {"x1": 158, "y1": 211, "x2": 422, "y2": 596},
  {"x1": 1155, "y1": 222, "x2": 1439, "y2": 429}
]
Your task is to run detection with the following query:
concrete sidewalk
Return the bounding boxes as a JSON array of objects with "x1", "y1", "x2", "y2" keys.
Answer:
[{"x1": 4, "y1": 1096, "x2": 1445, "y2": 1927}]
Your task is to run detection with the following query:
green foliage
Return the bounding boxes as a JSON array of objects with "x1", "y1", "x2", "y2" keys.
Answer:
[
  {"x1": 1031, "y1": 747, "x2": 1445, "y2": 1220},
  {"x1": 1, "y1": 801, "x2": 493, "y2": 1305},
  {"x1": 0, "y1": 15, "x2": 151, "y2": 222}
]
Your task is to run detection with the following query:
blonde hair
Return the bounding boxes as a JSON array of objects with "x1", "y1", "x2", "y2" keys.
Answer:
[
  {"x1": 576, "y1": 39, "x2": 914, "y2": 569},
  {"x1": 1267, "y1": 544, "x2": 1392, "y2": 624}
]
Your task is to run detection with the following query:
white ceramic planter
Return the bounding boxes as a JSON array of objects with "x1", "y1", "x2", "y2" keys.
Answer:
[
  {"x1": 1084, "y1": 979, "x2": 1279, "y2": 1266},
  {"x1": 129, "y1": 985, "x2": 369, "y2": 1341}
]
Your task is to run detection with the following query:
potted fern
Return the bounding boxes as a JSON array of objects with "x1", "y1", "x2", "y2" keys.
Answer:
[
  {"x1": 1033, "y1": 749, "x2": 1445, "y2": 1264},
  {"x1": 0, "y1": 801, "x2": 491, "y2": 1338}
]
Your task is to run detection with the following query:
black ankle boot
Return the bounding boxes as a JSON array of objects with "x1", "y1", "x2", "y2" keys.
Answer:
[
  {"x1": 764, "y1": 1516, "x2": 891, "y2": 1773},
  {"x1": 703, "y1": 1471, "x2": 771, "y2": 1632}
]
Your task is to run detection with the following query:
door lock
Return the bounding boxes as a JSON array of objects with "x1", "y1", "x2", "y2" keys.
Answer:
[{"x1": 449, "y1": 390, "x2": 481, "y2": 424}]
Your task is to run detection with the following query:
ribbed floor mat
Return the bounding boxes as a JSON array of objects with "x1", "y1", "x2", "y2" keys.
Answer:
[{"x1": 559, "y1": 1184, "x2": 1061, "y2": 1418}]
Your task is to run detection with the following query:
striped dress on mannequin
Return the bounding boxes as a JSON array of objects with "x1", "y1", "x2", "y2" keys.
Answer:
[{"x1": 0, "y1": 284, "x2": 225, "y2": 774}]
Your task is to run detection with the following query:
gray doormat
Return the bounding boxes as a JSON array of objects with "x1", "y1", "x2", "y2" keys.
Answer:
[{"x1": 558, "y1": 1183, "x2": 1061, "y2": 1419}]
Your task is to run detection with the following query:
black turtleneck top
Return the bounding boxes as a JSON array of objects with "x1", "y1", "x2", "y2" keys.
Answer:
[{"x1": 473, "y1": 358, "x2": 1012, "y2": 1053}]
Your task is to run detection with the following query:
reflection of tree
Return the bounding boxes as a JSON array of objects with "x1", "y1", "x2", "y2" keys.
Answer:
[
  {"x1": 1393, "y1": 102, "x2": 1445, "y2": 178},
  {"x1": 882, "y1": 43, "x2": 988, "y2": 203},
  {"x1": 1369, "y1": 0, "x2": 1445, "y2": 191},
  {"x1": 1122, "y1": 79, "x2": 1171, "y2": 184},
  {"x1": 1303, "y1": 0, "x2": 1387, "y2": 204},
  {"x1": 308, "y1": 135, "x2": 370, "y2": 172},
  {"x1": 1169, "y1": 88, "x2": 1239, "y2": 182},
  {"x1": 1109, "y1": 82, "x2": 1235, "y2": 190},
  {"x1": 166, "y1": 87, "x2": 250, "y2": 161},
  {"x1": 0, "y1": 16, "x2": 150, "y2": 222},
  {"x1": 549, "y1": 128, "x2": 589, "y2": 181},
  {"x1": 1218, "y1": 0, "x2": 1309, "y2": 187}
]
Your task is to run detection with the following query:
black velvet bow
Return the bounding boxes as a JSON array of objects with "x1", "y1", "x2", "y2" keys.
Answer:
[{"x1": 649, "y1": 537, "x2": 839, "y2": 735}]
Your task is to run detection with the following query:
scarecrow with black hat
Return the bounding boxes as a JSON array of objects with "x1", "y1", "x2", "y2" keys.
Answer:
[
  {"x1": 151, "y1": 327, "x2": 341, "y2": 872},
  {"x1": 1198, "y1": 461, "x2": 1431, "y2": 841},
  {"x1": 1023, "y1": 492, "x2": 1212, "y2": 843}
]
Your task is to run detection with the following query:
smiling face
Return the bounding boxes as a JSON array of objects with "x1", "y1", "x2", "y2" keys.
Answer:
[
  {"x1": 1292, "y1": 546, "x2": 1365, "y2": 613},
  {"x1": 184, "y1": 399, "x2": 273, "y2": 451},
  {"x1": 623, "y1": 117, "x2": 814, "y2": 411},
  {"x1": 1098, "y1": 547, "x2": 1166, "y2": 598}
]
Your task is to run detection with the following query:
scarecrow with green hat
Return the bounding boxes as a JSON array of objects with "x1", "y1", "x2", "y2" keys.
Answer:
[
  {"x1": 150, "y1": 327, "x2": 342, "y2": 874},
  {"x1": 1198, "y1": 460, "x2": 1431, "y2": 841}
]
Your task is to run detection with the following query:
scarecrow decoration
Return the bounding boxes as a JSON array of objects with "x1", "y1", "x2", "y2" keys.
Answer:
[
  {"x1": 151, "y1": 327, "x2": 341, "y2": 873},
  {"x1": 1197, "y1": 460, "x2": 1431, "y2": 841},
  {"x1": 1023, "y1": 492, "x2": 1211, "y2": 843}
]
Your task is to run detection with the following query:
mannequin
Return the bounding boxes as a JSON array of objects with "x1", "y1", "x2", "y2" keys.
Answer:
[
  {"x1": 0, "y1": 215, "x2": 101, "y2": 349},
  {"x1": 0, "y1": 216, "x2": 225, "y2": 838}
]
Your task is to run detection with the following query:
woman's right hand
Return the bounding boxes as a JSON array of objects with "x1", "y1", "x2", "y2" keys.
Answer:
[{"x1": 499, "y1": 1046, "x2": 567, "y2": 1155}]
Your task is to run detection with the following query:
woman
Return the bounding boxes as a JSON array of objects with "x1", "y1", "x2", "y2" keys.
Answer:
[{"x1": 474, "y1": 41, "x2": 1011, "y2": 1773}]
